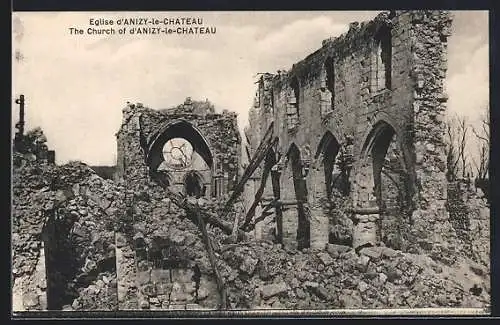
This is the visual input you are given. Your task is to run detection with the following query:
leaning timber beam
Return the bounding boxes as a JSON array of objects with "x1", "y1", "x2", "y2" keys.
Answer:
[
  {"x1": 244, "y1": 199, "x2": 278, "y2": 231},
  {"x1": 240, "y1": 154, "x2": 275, "y2": 230},
  {"x1": 220, "y1": 122, "x2": 276, "y2": 220}
]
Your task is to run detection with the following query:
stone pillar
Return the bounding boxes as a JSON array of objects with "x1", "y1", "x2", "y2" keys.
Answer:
[
  {"x1": 352, "y1": 212, "x2": 380, "y2": 248},
  {"x1": 204, "y1": 183, "x2": 211, "y2": 199},
  {"x1": 351, "y1": 161, "x2": 380, "y2": 249},
  {"x1": 281, "y1": 205, "x2": 299, "y2": 250},
  {"x1": 279, "y1": 167, "x2": 298, "y2": 250},
  {"x1": 34, "y1": 245, "x2": 47, "y2": 310},
  {"x1": 213, "y1": 176, "x2": 224, "y2": 198},
  {"x1": 271, "y1": 169, "x2": 283, "y2": 242},
  {"x1": 116, "y1": 233, "x2": 139, "y2": 310},
  {"x1": 223, "y1": 172, "x2": 229, "y2": 195},
  {"x1": 308, "y1": 163, "x2": 329, "y2": 250}
]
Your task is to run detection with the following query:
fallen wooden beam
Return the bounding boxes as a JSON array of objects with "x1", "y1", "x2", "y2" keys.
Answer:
[
  {"x1": 163, "y1": 187, "x2": 248, "y2": 240},
  {"x1": 240, "y1": 154, "x2": 275, "y2": 230},
  {"x1": 220, "y1": 122, "x2": 276, "y2": 220}
]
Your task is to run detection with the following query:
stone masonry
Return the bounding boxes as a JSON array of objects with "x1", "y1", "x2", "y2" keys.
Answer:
[{"x1": 244, "y1": 10, "x2": 458, "y2": 256}]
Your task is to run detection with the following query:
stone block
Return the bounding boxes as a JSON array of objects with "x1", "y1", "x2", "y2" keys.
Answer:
[
  {"x1": 239, "y1": 256, "x2": 259, "y2": 275},
  {"x1": 359, "y1": 246, "x2": 383, "y2": 261},
  {"x1": 23, "y1": 293, "x2": 40, "y2": 309},
  {"x1": 356, "y1": 255, "x2": 370, "y2": 272},
  {"x1": 327, "y1": 244, "x2": 352, "y2": 256},
  {"x1": 139, "y1": 299, "x2": 150, "y2": 309},
  {"x1": 261, "y1": 281, "x2": 289, "y2": 300},
  {"x1": 140, "y1": 283, "x2": 157, "y2": 297},
  {"x1": 151, "y1": 269, "x2": 170, "y2": 283},
  {"x1": 185, "y1": 303, "x2": 202, "y2": 310},
  {"x1": 317, "y1": 252, "x2": 334, "y2": 266},
  {"x1": 137, "y1": 271, "x2": 151, "y2": 285},
  {"x1": 171, "y1": 269, "x2": 193, "y2": 283}
]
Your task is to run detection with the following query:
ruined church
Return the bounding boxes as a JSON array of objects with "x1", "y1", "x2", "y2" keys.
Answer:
[{"x1": 12, "y1": 10, "x2": 490, "y2": 312}]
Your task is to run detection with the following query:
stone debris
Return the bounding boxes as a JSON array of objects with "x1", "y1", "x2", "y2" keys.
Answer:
[{"x1": 12, "y1": 151, "x2": 121, "y2": 311}]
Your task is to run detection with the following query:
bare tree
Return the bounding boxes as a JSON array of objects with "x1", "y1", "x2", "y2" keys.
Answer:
[
  {"x1": 445, "y1": 113, "x2": 470, "y2": 181},
  {"x1": 471, "y1": 108, "x2": 489, "y2": 198}
]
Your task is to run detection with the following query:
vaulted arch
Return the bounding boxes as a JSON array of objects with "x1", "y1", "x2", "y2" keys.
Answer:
[
  {"x1": 355, "y1": 119, "x2": 414, "y2": 250},
  {"x1": 315, "y1": 131, "x2": 344, "y2": 198},
  {"x1": 361, "y1": 120, "x2": 397, "y2": 189},
  {"x1": 284, "y1": 143, "x2": 310, "y2": 249},
  {"x1": 147, "y1": 119, "x2": 213, "y2": 172}
]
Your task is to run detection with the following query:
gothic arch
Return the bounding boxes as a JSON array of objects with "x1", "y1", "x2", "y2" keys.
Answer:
[
  {"x1": 356, "y1": 119, "x2": 415, "y2": 249},
  {"x1": 285, "y1": 143, "x2": 310, "y2": 249},
  {"x1": 147, "y1": 119, "x2": 214, "y2": 172},
  {"x1": 315, "y1": 131, "x2": 344, "y2": 198}
]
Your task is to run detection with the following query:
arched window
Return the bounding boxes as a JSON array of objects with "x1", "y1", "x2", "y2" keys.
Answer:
[
  {"x1": 372, "y1": 25, "x2": 392, "y2": 92},
  {"x1": 287, "y1": 77, "x2": 300, "y2": 130},
  {"x1": 320, "y1": 57, "x2": 335, "y2": 118},
  {"x1": 147, "y1": 120, "x2": 213, "y2": 172}
]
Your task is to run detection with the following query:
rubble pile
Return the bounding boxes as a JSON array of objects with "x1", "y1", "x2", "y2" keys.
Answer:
[
  {"x1": 12, "y1": 152, "x2": 122, "y2": 311},
  {"x1": 114, "y1": 180, "x2": 489, "y2": 310},
  {"x1": 214, "y1": 242, "x2": 490, "y2": 309},
  {"x1": 13, "y1": 147, "x2": 490, "y2": 311},
  {"x1": 327, "y1": 191, "x2": 353, "y2": 246}
]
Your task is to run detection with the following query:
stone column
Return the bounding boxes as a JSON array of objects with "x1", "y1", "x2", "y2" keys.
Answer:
[
  {"x1": 223, "y1": 172, "x2": 229, "y2": 196},
  {"x1": 281, "y1": 204, "x2": 299, "y2": 250},
  {"x1": 308, "y1": 163, "x2": 329, "y2": 250},
  {"x1": 351, "y1": 161, "x2": 380, "y2": 249},
  {"x1": 204, "y1": 183, "x2": 211, "y2": 199},
  {"x1": 352, "y1": 212, "x2": 380, "y2": 249},
  {"x1": 279, "y1": 167, "x2": 298, "y2": 250},
  {"x1": 271, "y1": 169, "x2": 283, "y2": 242}
]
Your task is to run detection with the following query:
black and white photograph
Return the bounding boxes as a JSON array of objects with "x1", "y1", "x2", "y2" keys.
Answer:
[{"x1": 11, "y1": 10, "x2": 490, "y2": 314}]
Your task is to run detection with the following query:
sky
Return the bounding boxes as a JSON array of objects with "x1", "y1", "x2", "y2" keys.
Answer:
[{"x1": 12, "y1": 11, "x2": 489, "y2": 166}]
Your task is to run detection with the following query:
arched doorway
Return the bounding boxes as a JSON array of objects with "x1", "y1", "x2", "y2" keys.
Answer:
[
  {"x1": 184, "y1": 171, "x2": 204, "y2": 198},
  {"x1": 354, "y1": 120, "x2": 412, "y2": 250},
  {"x1": 288, "y1": 144, "x2": 310, "y2": 250},
  {"x1": 313, "y1": 131, "x2": 352, "y2": 247}
]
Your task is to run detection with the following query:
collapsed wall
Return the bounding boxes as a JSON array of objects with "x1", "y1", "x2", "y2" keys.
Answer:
[
  {"x1": 114, "y1": 99, "x2": 242, "y2": 310},
  {"x1": 12, "y1": 150, "x2": 121, "y2": 311}
]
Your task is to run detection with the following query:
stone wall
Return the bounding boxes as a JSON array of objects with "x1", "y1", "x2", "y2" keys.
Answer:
[
  {"x1": 116, "y1": 99, "x2": 241, "y2": 197},
  {"x1": 447, "y1": 180, "x2": 490, "y2": 268},
  {"x1": 244, "y1": 10, "x2": 458, "y2": 257}
]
